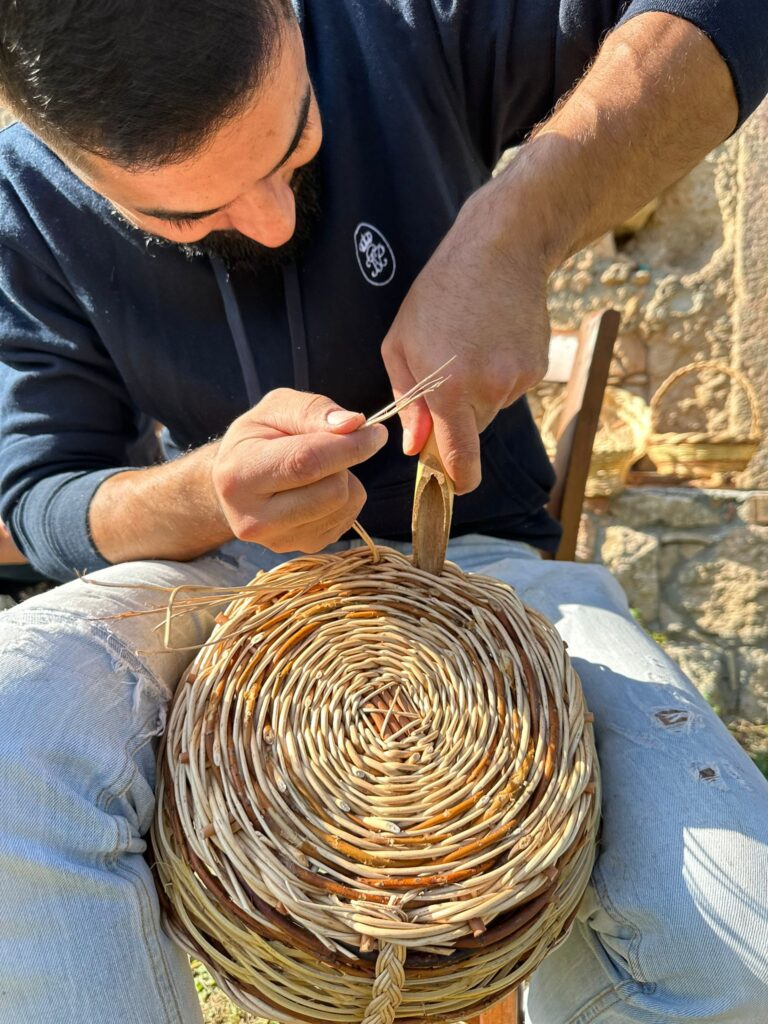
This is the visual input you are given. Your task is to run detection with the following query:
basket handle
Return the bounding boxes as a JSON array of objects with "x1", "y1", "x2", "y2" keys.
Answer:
[
  {"x1": 412, "y1": 430, "x2": 454, "y2": 575},
  {"x1": 650, "y1": 359, "x2": 761, "y2": 437}
]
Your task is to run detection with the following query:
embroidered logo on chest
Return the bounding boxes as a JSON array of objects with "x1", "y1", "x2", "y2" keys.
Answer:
[{"x1": 354, "y1": 223, "x2": 396, "y2": 286}]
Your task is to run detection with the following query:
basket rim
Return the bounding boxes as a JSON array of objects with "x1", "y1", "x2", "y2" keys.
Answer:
[
  {"x1": 648, "y1": 434, "x2": 761, "y2": 448},
  {"x1": 650, "y1": 359, "x2": 762, "y2": 441}
]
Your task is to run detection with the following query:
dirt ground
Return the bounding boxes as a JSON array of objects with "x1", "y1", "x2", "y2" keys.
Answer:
[
  {"x1": 194, "y1": 962, "x2": 267, "y2": 1024},
  {"x1": 200, "y1": 989, "x2": 266, "y2": 1024},
  {"x1": 726, "y1": 717, "x2": 768, "y2": 777}
]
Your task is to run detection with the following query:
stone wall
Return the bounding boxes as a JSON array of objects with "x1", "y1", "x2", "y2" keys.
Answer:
[
  {"x1": 734, "y1": 101, "x2": 768, "y2": 487},
  {"x1": 578, "y1": 488, "x2": 768, "y2": 721},
  {"x1": 538, "y1": 99, "x2": 768, "y2": 729},
  {"x1": 534, "y1": 97, "x2": 768, "y2": 490}
]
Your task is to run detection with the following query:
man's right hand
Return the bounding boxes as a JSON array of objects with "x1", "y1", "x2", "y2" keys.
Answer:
[
  {"x1": 212, "y1": 389, "x2": 387, "y2": 553},
  {"x1": 89, "y1": 388, "x2": 387, "y2": 565}
]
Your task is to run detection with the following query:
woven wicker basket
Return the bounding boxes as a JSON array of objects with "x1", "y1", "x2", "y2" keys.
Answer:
[
  {"x1": 152, "y1": 547, "x2": 600, "y2": 1024},
  {"x1": 648, "y1": 360, "x2": 761, "y2": 485},
  {"x1": 542, "y1": 386, "x2": 651, "y2": 497}
]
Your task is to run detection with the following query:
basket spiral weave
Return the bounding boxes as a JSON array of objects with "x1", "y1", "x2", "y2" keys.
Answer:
[{"x1": 152, "y1": 546, "x2": 600, "y2": 1023}]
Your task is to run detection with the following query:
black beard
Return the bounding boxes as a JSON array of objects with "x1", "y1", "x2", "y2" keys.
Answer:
[
  {"x1": 125, "y1": 158, "x2": 322, "y2": 274},
  {"x1": 178, "y1": 158, "x2": 321, "y2": 274}
]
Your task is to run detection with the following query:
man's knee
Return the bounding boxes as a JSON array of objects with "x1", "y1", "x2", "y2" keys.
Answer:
[
  {"x1": 0, "y1": 554, "x2": 251, "y2": 853},
  {"x1": 0, "y1": 605, "x2": 173, "y2": 853},
  {"x1": 542, "y1": 842, "x2": 768, "y2": 1022},
  {"x1": 529, "y1": 877, "x2": 768, "y2": 1022},
  {"x1": 17, "y1": 555, "x2": 239, "y2": 682}
]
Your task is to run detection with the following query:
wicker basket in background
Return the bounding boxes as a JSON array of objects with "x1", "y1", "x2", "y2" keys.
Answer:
[
  {"x1": 542, "y1": 386, "x2": 651, "y2": 497},
  {"x1": 647, "y1": 360, "x2": 761, "y2": 486}
]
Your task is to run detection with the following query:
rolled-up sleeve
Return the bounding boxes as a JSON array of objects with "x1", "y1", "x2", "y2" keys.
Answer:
[
  {"x1": 619, "y1": 0, "x2": 768, "y2": 126},
  {"x1": 437, "y1": 0, "x2": 768, "y2": 165},
  {"x1": 0, "y1": 243, "x2": 159, "y2": 580}
]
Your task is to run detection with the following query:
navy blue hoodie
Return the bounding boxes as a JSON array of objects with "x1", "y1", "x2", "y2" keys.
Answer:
[{"x1": 0, "y1": 0, "x2": 766, "y2": 580}]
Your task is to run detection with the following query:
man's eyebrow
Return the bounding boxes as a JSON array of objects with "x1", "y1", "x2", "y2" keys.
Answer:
[
  {"x1": 266, "y1": 85, "x2": 312, "y2": 176},
  {"x1": 134, "y1": 203, "x2": 222, "y2": 222},
  {"x1": 134, "y1": 85, "x2": 313, "y2": 222}
]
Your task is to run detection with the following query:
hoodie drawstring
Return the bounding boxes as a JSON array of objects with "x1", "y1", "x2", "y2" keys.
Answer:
[
  {"x1": 211, "y1": 257, "x2": 262, "y2": 406},
  {"x1": 212, "y1": 257, "x2": 310, "y2": 405},
  {"x1": 283, "y1": 262, "x2": 310, "y2": 392}
]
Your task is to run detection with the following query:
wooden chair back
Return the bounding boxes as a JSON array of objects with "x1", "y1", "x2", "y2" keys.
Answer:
[
  {"x1": 468, "y1": 308, "x2": 620, "y2": 1024},
  {"x1": 545, "y1": 308, "x2": 621, "y2": 560}
]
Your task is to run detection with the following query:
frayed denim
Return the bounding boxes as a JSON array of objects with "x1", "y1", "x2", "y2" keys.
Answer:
[{"x1": 0, "y1": 536, "x2": 766, "y2": 1023}]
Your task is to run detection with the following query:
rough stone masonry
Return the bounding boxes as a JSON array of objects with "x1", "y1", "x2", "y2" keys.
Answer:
[
  {"x1": 530, "y1": 97, "x2": 768, "y2": 727},
  {"x1": 579, "y1": 487, "x2": 768, "y2": 723}
]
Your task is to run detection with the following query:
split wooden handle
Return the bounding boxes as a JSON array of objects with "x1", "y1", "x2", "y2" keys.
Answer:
[{"x1": 412, "y1": 431, "x2": 454, "y2": 575}]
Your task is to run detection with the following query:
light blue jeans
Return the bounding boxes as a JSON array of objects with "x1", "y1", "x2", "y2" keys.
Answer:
[{"x1": 0, "y1": 535, "x2": 766, "y2": 1024}]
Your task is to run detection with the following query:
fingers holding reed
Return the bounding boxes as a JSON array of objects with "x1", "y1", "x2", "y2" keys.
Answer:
[{"x1": 212, "y1": 388, "x2": 385, "y2": 552}]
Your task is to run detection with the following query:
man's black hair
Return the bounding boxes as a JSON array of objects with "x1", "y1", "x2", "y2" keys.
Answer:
[{"x1": 0, "y1": 0, "x2": 294, "y2": 168}]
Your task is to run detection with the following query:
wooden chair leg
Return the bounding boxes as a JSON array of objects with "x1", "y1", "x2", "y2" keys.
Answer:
[{"x1": 468, "y1": 989, "x2": 519, "y2": 1024}]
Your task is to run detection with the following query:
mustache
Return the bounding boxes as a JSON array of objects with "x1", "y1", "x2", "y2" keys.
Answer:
[{"x1": 178, "y1": 159, "x2": 322, "y2": 273}]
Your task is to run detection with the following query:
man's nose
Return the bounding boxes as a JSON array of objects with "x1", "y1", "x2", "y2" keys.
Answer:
[{"x1": 226, "y1": 179, "x2": 297, "y2": 247}]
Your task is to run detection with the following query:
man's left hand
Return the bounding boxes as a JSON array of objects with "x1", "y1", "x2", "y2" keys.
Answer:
[{"x1": 381, "y1": 177, "x2": 550, "y2": 494}]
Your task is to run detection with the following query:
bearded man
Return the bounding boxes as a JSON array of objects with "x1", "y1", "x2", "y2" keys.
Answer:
[{"x1": 0, "y1": 2, "x2": 766, "y2": 1022}]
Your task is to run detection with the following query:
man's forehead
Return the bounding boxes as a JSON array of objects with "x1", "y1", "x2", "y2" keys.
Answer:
[
  {"x1": 132, "y1": 86, "x2": 313, "y2": 221},
  {"x1": 72, "y1": 24, "x2": 310, "y2": 216}
]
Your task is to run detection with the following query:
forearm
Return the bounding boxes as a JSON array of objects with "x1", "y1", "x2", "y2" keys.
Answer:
[
  {"x1": 379, "y1": 9, "x2": 752, "y2": 492},
  {"x1": 489, "y1": 12, "x2": 739, "y2": 271},
  {"x1": 89, "y1": 443, "x2": 233, "y2": 564}
]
